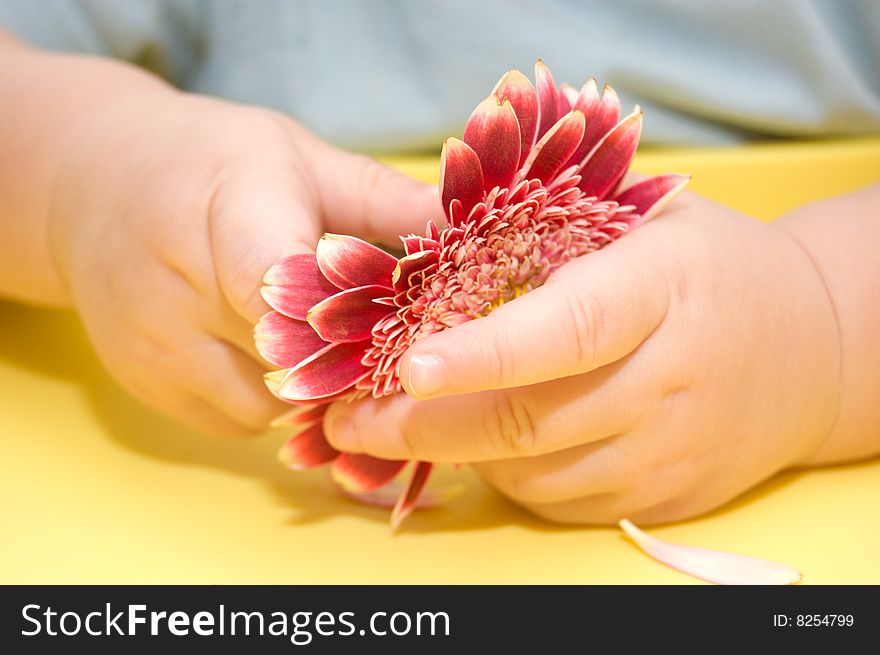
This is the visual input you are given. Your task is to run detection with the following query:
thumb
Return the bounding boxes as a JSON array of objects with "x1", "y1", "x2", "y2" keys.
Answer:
[
  {"x1": 397, "y1": 236, "x2": 670, "y2": 399},
  {"x1": 209, "y1": 162, "x2": 320, "y2": 325},
  {"x1": 309, "y1": 141, "x2": 443, "y2": 245}
]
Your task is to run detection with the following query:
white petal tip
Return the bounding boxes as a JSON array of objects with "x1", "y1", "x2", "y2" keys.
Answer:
[{"x1": 619, "y1": 519, "x2": 802, "y2": 585}]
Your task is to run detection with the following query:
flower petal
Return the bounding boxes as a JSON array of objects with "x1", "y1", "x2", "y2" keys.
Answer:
[
  {"x1": 270, "y1": 404, "x2": 328, "y2": 429},
  {"x1": 578, "y1": 107, "x2": 643, "y2": 199},
  {"x1": 254, "y1": 311, "x2": 328, "y2": 368},
  {"x1": 567, "y1": 82, "x2": 621, "y2": 168},
  {"x1": 619, "y1": 519, "x2": 802, "y2": 585},
  {"x1": 492, "y1": 69, "x2": 539, "y2": 166},
  {"x1": 391, "y1": 461, "x2": 433, "y2": 529},
  {"x1": 261, "y1": 253, "x2": 339, "y2": 320},
  {"x1": 535, "y1": 59, "x2": 559, "y2": 140},
  {"x1": 557, "y1": 83, "x2": 577, "y2": 115},
  {"x1": 615, "y1": 174, "x2": 691, "y2": 228},
  {"x1": 316, "y1": 233, "x2": 397, "y2": 290},
  {"x1": 521, "y1": 110, "x2": 586, "y2": 185},
  {"x1": 307, "y1": 285, "x2": 394, "y2": 343},
  {"x1": 331, "y1": 453, "x2": 407, "y2": 493},
  {"x1": 440, "y1": 138, "x2": 484, "y2": 221},
  {"x1": 278, "y1": 341, "x2": 371, "y2": 401},
  {"x1": 278, "y1": 423, "x2": 339, "y2": 470},
  {"x1": 393, "y1": 250, "x2": 440, "y2": 292},
  {"x1": 345, "y1": 476, "x2": 463, "y2": 509},
  {"x1": 463, "y1": 95, "x2": 521, "y2": 192},
  {"x1": 264, "y1": 368, "x2": 290, "y2": 398}
]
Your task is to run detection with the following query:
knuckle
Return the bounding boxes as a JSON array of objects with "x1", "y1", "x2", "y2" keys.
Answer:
[
  {"x1": 564, "y1": 287, "x2": 605, "y2": 371},
  {"x1": 486, "y1": 327, "x2": 517, "y2": 389},
  {"x1": 396, "y1": 425, "x2": 423, "y2": 460},
  {"x1": 485, "y1": 391, "x2": 539, "y2": 456}
]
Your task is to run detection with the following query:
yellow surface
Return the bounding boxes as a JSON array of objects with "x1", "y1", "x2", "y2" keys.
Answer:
[{"x1": 2, "y1": 138, "x2": 879, "y2": 584}]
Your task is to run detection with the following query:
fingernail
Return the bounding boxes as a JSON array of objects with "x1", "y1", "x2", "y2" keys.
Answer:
[
  {"x1": 327, "y1": 415, "x2": 358, "y2": 450},
  {"x1": 407, "y1": 354, "x2": 446, "y2": 398}
]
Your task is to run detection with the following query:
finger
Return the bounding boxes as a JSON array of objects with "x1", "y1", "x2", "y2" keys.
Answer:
[
  {"x1": 204, "y1": 307, "x2": 267, "y2": 367},
  {"x1": 472, "y1": 436, "x2": 633, "y2": 505},
  {"x1": 209, "y1": 162, "x2": 320, "y2": 324},
  {"x1": 310, "y1": 142, "x2": 443, "y2": 244},
  {"x1": 521, "y1": 492, "x2": 633, "y2": 525},
  {"x1": 171, "y1": 394, "x2": 262, "y2": 438},
  {"x1": 122, "y1": 373, "x2": 259, "y2": 438},
  {"x1": 521, "y1": 490, "x2": 688, "y2": 525},
  {"x1": 398, "y1": 233, "x2": 670, "y2": 400},
  {"x1": 325, "y1": 357, "x2": 645, "y2": 462},
  {"x1": 172, "y1": 336, "x2": 292, "y2": 431}
]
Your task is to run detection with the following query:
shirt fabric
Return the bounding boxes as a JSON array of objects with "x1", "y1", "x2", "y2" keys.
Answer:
[{"x1": 2, "y1": 0, "x2": 878, "y2": 152}]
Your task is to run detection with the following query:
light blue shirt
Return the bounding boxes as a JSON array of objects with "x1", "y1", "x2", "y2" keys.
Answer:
[{"x1": 2, "y1": 0, "x2": 878, "y2": 151}]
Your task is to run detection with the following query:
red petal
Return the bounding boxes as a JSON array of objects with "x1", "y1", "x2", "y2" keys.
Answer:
[
  {"x1": 270, "y1": 404, "x2": 328, "y2": 429},
  {"x1": 254, "y1": 311, "x2": 328, "y2": 368},
  {"x1": 557, "y1": 83, "x2": 577, "y2": 115},
  {"x1": 392, "y1": 250, "x2": 440, "y2": 292},
  {"x1": 316, "y1": 234, "x2": 397, "y2": 289},
  {"x1": 521, "y1": 110, "x2": 585, "y2": 185},
  {"x1": 578, "y1": 108, "x2": 643, "y2": 199},
  {"x1": 440, "y1": 138, "x2": 484, "y2": 221},
  {"x1": 391, "y1": 461, "x2": 433, "y2": 528},
  {"x1": 568, "y1": 83, "x2": 622, "y2": 167},
  {"x1": 307, "y1": 285, "x2": 394, "y2": 343},
  {"x1": 615, "y1": 174, "x2": 690, "y2": 228},
  {"x1": 448, "y1": 198, "x2": 467, "y2": 228},
  {"x1": 261, "y1": 253, "x2": 339, "y2": 320},
  {"x1": 492, "y1": 69, "x2": 539, "y2": 167},
  {"x1": 278, "y1": 423, "x2": 339, "y2": 470},
  {"x1": 264, "y1": 368, "x2": 290, "y2": 398},
  {"x1": 463, "y1": 95, "x2": 521, "y2": 192},
  {"x1": 535, "y1": 60, "x2": 559, "y2": 139},
  {"x1": 278, "y1": 341, "x2": 371, "y2": 401},
  {"x1": 331, "y1": 453, "x2": 406, "y2": 493}
]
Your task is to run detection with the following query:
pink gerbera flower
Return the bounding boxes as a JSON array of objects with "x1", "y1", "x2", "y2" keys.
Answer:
[{"x1": 255, "y1": 61, "x2": 688, "y2": 526}]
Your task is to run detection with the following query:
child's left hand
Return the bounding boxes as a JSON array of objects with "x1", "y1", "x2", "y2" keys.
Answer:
[{"x1": 323, "y1": 190, "x2": 843, "y2": 524}]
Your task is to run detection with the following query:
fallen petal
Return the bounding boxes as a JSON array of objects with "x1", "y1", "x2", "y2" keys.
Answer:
[
  {"x1": 307, "y1": 285, "x2": 394, "y2": 343},
  {"x1": 331, "y1": 453, "x2": 407, "y2": 493},
  {"x1": 254, "y1": 311, "x2": 328, "y2": 368},
  {"x1": 440, "y1": 138, "x2": 484, "y2": 220},
  {"x1": 391, "y1": 461, "x2": 434, "y2": 529},
  {"x1": 316, "y1": 233, "x2": 398, "y2": 289},
  {"x1": 261, "y1": 253, "x2": 340, "y2": 320},
  {"x1": 615, "y1": 174, "x2": 691, "y2": 228},
  {"x1": 278, "y1": 423, "x2": 339, "y2": 470},
  {"x1": 463, "y1": 95, "x2": 521, "y2": 192},
  {"x1": 578, "y1": 107, "x2": 643, "y2": 199},
  {"x1": 492, "y1": 69, "x2": 539, "y2": 166},
  {"x1": 278, "y1": 341, "x2": 371, "y2": 401},
  {"x1": 619, "y1": 519, "x2": 802, "y2": 585}
]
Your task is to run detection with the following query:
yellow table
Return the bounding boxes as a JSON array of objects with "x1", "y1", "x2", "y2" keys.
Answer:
[{"x1": 2, "y1": 138, "x2": 878, "y2": 584}]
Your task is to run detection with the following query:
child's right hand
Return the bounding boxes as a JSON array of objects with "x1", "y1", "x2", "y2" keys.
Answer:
[{"x1": 47, "y1": 91, "x2": 438, "y2": 435}]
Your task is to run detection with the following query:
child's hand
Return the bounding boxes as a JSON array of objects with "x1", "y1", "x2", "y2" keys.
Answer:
[
  {"x1": 47, "y1": 91, "x2": 438, "y2": 435},
  {"x1": 323, "y1": 189, "x2": 852, "y2": 523}
]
